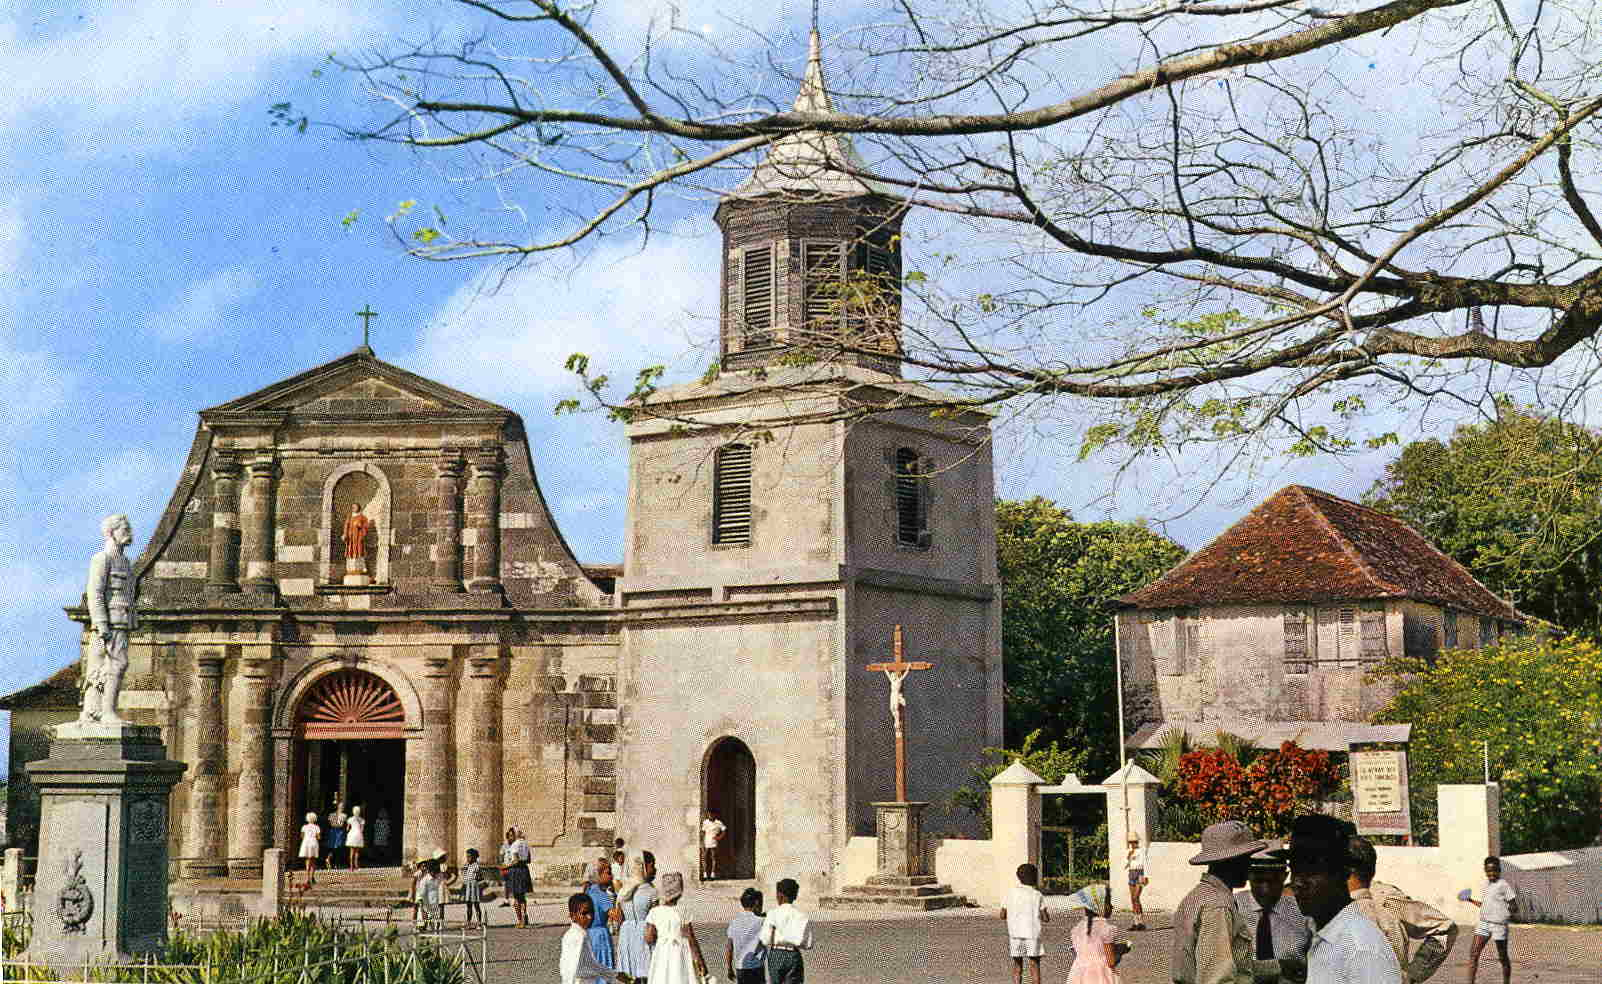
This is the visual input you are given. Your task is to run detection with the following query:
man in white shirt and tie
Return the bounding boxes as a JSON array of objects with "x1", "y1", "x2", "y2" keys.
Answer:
[
  {"x1": 1234, "y1": 849, "x2": 1310, "y2": 983},
  {"x1": 759, "y1": 878, "x2": 813, "y2": 984}
]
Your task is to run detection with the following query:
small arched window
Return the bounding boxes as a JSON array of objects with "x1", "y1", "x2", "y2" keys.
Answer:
[
  {"x1": 713, "y1": 443, "x2": 753, "y2": 545},
  {"x1": 894, "y1": 447, "x2": 928, "y2": 547}
]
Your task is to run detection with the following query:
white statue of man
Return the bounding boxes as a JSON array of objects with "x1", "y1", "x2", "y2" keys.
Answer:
[{"x1": 81, "y1": 514, "x2": 136, "y2": 724}]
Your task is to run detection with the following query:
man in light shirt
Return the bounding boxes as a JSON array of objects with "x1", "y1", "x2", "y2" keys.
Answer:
[
  {"x1": 1233, "y1": 850, "x2": 1310, "y2": 983},
  {"x1": 759, "y1": 877, "x2": 813, "y2": 984},
  {"x1": 1347, "y1": 836, "x2": 1457, "y2": 983},
  {"x1": 1172, "y1": 820, "x2": 1264, "y2": 984},
  {"x1": 1275, "y1": 815, "x2": 1401, "y2": 984}
]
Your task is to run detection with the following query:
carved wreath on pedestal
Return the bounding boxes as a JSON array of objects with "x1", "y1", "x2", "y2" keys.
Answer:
[{"x1": 56, "y1": 850, "x2": 94, "y2": 934}]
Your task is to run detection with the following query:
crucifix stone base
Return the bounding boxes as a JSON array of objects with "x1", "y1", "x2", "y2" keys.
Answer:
[{"x1": 819, "y1": 801, "x2": 965, "y2": 910}]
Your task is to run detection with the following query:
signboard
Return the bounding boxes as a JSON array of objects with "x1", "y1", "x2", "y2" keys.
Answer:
[{"x1": 1349, "y1": 742, "x2": 1412, "y2": 837}]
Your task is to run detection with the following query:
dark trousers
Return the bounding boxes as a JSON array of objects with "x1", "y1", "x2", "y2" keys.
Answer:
[
  {"x1": 767, "y1": 948, "x2": 804, "y2": 984},
  {"x1": 737, "y1": 968, "x2": 765, "y2": 984}
]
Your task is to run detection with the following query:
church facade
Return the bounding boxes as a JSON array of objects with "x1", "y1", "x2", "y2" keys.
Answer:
[{"x1": 3, "y1": 40, "x2": 1003, "y2": 897}]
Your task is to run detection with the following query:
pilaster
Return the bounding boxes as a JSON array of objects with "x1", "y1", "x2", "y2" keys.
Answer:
[
  {"x1": 240, "y1": 457, "x2": 277, "y2": 593},
  {"x1": 457, "y1": 651, "x2": 503, "y2": 858},
  {"x1": 207, "y1": 456, "x2": 241, "y2": 591},
  {"x1": 432, "y1": 451, "x2": 465, "y2": 592},
  {"x1": 227, "y1": 655, "x2": 274, "y2": 877},
  {"x1": 182, "y1": 654, "x2": 228, "y2": 877},
  {"x1": 465, "y1": 449, "x2": 503, "y2": 594}
]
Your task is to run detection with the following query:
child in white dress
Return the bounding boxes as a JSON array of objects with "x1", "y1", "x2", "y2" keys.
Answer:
[
  {"x1": 345, "y1": 806, "x2": 366, "y2": 870},
  {"x1": 297, "y1": 812, "x2": 320, "y2": 886},
  {"x1": 645, "y1": 873, "x2": 707, "y2": 984}
]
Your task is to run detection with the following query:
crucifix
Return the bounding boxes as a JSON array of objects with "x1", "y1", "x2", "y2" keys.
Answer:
[
  {"x1": 866, "y1": 624, "x2": 932, "y2": 802},
  {"x1": 356, "y1": 305, "x2": 378, "y2": 347}
]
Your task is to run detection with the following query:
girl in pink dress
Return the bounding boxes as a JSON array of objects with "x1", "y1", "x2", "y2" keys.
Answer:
[{"x1": 1067, "y1": 884, "x2": 1126, "y2": 984}]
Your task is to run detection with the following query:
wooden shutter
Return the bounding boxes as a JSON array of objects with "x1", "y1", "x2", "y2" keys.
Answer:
[
  {"x1": 713, "y1": 443, "x2": 753, "y2": 545},
  {"x1": 742, "y1": 246, "x2": 775, "y2": 347},
  {"x1": 894, "y1": 447, "x2": 926, "y2": 546},
  {"x1": 1442, "y1": 610, "x2": 1458, "y2": 649},
  {"x1": 803, "y1": 241, "x2": 845, "y2": 332},
  {"x1": 1480, "y1": 616, "x2": 1495, "y2": 646},
  {"x1": 1154, "y1": 614, "x2": 1181, "y2": 676},
  {"x1": 1359, "y1": 608, "x2": 1387, "y2": 661},
  {"x1": 1284, "y1": 609, "x2": 1311, "y2": 674},
  {"x1": 1338, "y1": 606, "x2": 1357, "y2": 664}
]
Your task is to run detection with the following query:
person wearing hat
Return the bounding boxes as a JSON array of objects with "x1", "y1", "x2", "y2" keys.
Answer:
[
  {"x1": 1171, "y1": 820, "x2": 1264, "y2": 984},
  {"x1": 1276, "y1": 815, "x2": 1401, "y2": 984},
  {"x1": 1233, "y1": 848, "x2": 1309, "y2": 983},
  {"x1": 1346, "y1": 836, "x2": 1456, "y2": 983}
]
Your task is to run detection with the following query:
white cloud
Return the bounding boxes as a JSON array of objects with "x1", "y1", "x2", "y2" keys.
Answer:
[
  {"x1": 409, "y1": 226, "x2": 721, "y2": 406},
  {"x1": 146, "y1": 267, "x2": 259, "y2": 343},
  {"x1": 5, "y1": 3, "x2": 393, "y2": 153}
]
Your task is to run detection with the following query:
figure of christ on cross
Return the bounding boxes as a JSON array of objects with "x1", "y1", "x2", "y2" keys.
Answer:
[{"x1": 866, "y1": 624, "x2": 932, "y2": 803}]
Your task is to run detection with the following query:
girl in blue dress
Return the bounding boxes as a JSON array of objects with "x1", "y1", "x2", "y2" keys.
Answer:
[{"x1": 584, "y1": 858, "x2": 618, "y2": 983}]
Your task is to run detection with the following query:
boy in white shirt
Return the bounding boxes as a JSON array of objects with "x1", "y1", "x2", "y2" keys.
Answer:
[
  {"x1": 562, "y1": 893, "x2": 630, "y2": 984},
  {"x1": 1465, "y1": 857, "x2": 1517, "y2": 984},
  {"x1": 1000, "y1": 862, "x2": 1050, "y2": 984}
]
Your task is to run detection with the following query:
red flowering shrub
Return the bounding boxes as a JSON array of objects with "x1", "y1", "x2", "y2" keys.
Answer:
[{"x1": 1175, "y1": 741, "x2": 1344, "y2": 836}]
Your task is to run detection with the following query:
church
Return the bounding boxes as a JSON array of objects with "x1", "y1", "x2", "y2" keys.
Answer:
[{"x1": 2, "y1": 39, "x2": 1003, "y2": 898}]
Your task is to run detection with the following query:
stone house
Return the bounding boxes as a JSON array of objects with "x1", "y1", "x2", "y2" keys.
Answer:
[
  {"x1": 0, "y1": 35, "x2": 1002, "y2": 898},
  {"x1": 1117, "y1": 485, "x2": 1524, "y2": 750}
]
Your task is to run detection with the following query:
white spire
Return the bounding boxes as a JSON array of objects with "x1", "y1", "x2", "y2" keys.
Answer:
[{"x1": 728, "y1": 30, "x2": 890, "y2": 199}]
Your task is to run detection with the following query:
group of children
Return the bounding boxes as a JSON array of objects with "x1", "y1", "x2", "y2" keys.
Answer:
[
  {"x1": 562, "y1": 876, "x2": 813, "y2": 984},
  {"x1": 1002, "y1": 864, "x2": 1129, "y2": 984}
]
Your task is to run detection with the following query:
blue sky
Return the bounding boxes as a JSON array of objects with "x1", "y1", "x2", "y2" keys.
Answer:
[{"x1": 1, "y1": 2, "x2": 1426, "y2": 751}]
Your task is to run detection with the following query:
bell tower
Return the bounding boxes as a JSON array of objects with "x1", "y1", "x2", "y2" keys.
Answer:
[{"x1": 713, "y1": 31, "x2": 907, "y2": 375}]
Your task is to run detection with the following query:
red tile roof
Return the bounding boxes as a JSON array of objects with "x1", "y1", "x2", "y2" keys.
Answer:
[{"x1": 1120, "y1": 485, "x2": 1520, "y2": 618}]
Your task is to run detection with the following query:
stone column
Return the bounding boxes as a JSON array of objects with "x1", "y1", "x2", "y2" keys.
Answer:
[
  {"x1": 465, "y1": 450, "x2": 503, "y2": 594},
  {"x1": 1102, "y1": 761, "x2": 1159, "y2": 911},
  {"x1": 207, "y1": 455, "x2": 241, "y2": 591},
  {"x1": 182, "y1": 654, "x2": 229, "y2": 877},
  {"x1": 457, "y1": 651, "x2": 504, "y2": 858},
  {"x1": 432, "y1": 451, "x2": 465, "y2": 592},
  {"x1": 228, "y1": 656, "x2": 274, "y2": 877},
  {"x1": 409, "y1": 656, "x2": 456, "y2": 860},
  {"x1": 240, "y1": 457, "x2": 277, "y2": 593}
]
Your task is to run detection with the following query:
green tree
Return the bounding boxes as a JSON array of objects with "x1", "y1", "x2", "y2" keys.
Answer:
[
  {"x1": 1371, "y1": 634, "x2": 1602, "y2": 853},
  {"x1": 1363, "y1": 405, "x2": 1602, "y2": 631},
  {"x1": 997, "y1": 497, "x2": 1185, "y2": 776}
]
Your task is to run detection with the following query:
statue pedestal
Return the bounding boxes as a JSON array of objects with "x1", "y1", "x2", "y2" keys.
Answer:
[
  {"x1": 343, "y1": 557, "x2": 370, "y2": 587},
  {"x1": 819, "y1": 801, "x2": 965, "y2": 910},
  {"x1": 25, "y1": 723, "x2": 186, "y2": 966}
]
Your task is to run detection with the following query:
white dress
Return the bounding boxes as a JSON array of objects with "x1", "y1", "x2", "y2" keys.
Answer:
[
  {"x1": 646, "y1": 904, "x2": 698, "y2": 984},
  {"x1": 298, "y1": 822, "x2": 320, "y2": 859},
  {"x1": 346, "y1": 814, "x2": 366, "y2": 848}
]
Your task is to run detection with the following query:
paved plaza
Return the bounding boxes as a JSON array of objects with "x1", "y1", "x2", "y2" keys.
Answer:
[{"x1": 442, "y1": 899, "x2": 1602, "y2": 984}]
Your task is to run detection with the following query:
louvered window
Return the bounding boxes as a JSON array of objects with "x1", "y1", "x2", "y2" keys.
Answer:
[
  {"x1": 742, "y1": 246, "x2": 775, "y2": 347},
  {"x1": 1284, "y1": 610, "x2": 1311, "y2": 674},
  {"x1": 1442, "y1": 611, "x2": 1458, "y2": 649},
  {"x1": 1360, "y1": 607, "x2": 1387, "y2": 661},
  {"x1": 1480, "y1": 616, "x2": 1495, "y2": 646},
  {"x1": 804, "y1": 241, "x2": 846, "y2": 333},
  {"x1": 712, "y1": 443, "x2": 753, "y2": 545},
  {"x1": 894, "y1": 447, "x2": 927, "y2": 546}
]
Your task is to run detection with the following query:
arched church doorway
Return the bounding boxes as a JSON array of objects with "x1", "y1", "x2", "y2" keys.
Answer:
[
  {"x1": 292, "y1": 669, "x2": 406, "y2": 865},
  {"x1": 703, "y1": 737, "x2": 756, "y2": 880}
]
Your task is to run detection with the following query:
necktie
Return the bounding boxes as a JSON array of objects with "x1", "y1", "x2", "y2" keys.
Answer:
[{"x1": 1257, "y1": 905, "x2": 1275, "y2": 960}]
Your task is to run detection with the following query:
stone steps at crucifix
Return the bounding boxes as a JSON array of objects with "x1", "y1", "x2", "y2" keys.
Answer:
[{"x1": 819, "y1": 875, "x2": 968, "y2": 911}]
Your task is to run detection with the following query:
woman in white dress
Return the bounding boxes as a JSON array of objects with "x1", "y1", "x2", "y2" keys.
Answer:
[
  {"x1": 645, "y1": 872, "x2": 706, "y2": 984},
  {"x1": 345, "y1": 805, "x2": 366, "y2": 870},
  {"x1": 298, "y1": 812, "x2": 321, "y2": 886}
]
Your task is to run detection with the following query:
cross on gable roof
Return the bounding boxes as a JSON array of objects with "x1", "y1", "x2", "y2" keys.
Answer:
[{"x1": 1120, "y1": 485, "x2": 1521, "y2": 620}]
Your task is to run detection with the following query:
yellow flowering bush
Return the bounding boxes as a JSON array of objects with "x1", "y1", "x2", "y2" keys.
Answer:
[{"x1": 1371, "y1": 634, "x2": 1602, "y2": 853}]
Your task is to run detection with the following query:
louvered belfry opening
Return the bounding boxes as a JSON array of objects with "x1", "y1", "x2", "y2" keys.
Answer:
[
  {"x1": 803, "y1": 240, "x2": 846, "y2": 330},
  {"x1": 742, "y1": 246, "x2": 775, "y2": 347},
  {"x1": 713, "y1": 443, "x2": 754, "y2": 545},
  {"x1": 894, "y1": 447, "x2": 926, "y2": 545},
  {"x1": 296, "y1": 669, "x2": 405, "y2": 740}
]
